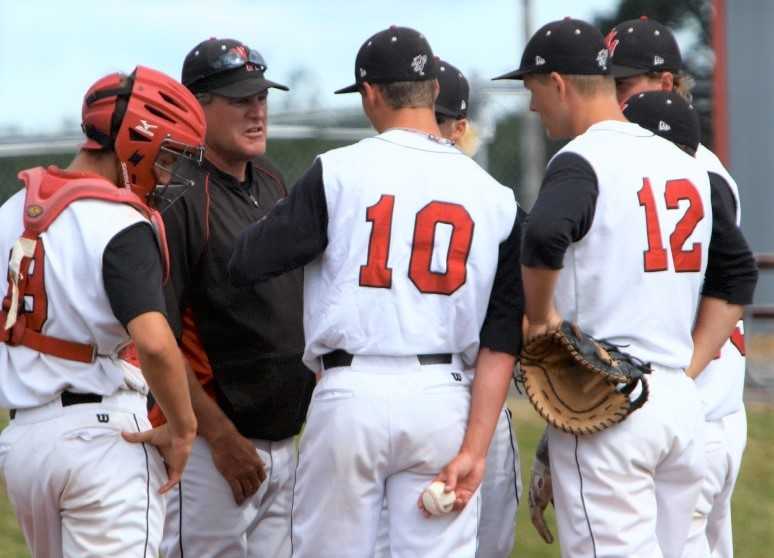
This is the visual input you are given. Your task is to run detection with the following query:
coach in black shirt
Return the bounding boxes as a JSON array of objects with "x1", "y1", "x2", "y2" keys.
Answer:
[{"x1": 151, "y1": 38, "x2": 313, "y2": 558}]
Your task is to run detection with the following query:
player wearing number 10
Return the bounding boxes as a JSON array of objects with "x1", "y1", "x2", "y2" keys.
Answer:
[
  {"x1": 229, "y1": 26, "x2": 523, "y2": 557},
  {"x1": 496, "y1": 18, "x2": 757, "y2": 556}
]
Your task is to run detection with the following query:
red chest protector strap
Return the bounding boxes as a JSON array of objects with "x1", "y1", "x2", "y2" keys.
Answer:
[{"x1": 0, "y1": 166, "x2": 171, "y2": 363}]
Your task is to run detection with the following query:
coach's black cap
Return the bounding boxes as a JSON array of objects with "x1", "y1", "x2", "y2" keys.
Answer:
[
  {"x1": 493, "y1": 18, "x2": 610, "y2": 81},
  {"x1": 335, "y1": 26, "x2": 436, "y2": 94},
  {"x1": 182, "y1": 38, "x2": 288, "y2": 98},
  {"x1": 623, "y1": 91, "x2": 700, "y2": 152},
  {"x1": 436, "y1": 59, "x2": 469, "y2": 119},
  {"x1": 605, "y1": 17, "x2": 682, "y2": 78}
]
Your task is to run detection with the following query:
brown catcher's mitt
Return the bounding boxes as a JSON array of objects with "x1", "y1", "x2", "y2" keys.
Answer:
[{"x1": 518, "y1": 321, "x2": 651, "y2": 435}]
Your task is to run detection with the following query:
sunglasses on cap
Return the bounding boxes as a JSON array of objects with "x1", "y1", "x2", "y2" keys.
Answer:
[{"x1": 187, "y1": 46, "x2": 268, "y2": 85}]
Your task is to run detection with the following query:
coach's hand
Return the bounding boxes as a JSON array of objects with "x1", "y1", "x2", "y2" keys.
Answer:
[
  {"x1": 528, "y1": 457, "x2": 555, "y2": 543},
  {"x1": 209, "y1": 427, "x2": 267, "y2": 505},
  {"x1": 419, "y1": 451, "x2": 485, "y2": 517},
  {"x1": 123, "y1": 424, "x2": 196, "y2": 494}
]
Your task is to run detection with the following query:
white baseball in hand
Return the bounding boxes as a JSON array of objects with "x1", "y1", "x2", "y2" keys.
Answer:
[{"x1": 421, "y1": 481, "x2": 456, "y2": 516}]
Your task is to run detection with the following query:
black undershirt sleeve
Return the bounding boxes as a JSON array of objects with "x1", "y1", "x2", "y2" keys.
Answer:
[
  {"x1": 702, "y1": 172, "x2": 758, "y2": 304},
  {"x1": 228, "y1": 158, "x2": 328, "y2": 286},
  {"x1": 102, "y1": 222, "x2": 167, "y2": 328},
  {"x1": 521, "y1": 152, "x2": 599, "y2": 269},
  {"x1": 479, "y1": 206, "x2": 526, "y2": 356}
]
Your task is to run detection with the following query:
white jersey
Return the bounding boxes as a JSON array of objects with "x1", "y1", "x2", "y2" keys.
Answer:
[
  {"x1": 694, "y1": 143, "x2": 746, "y2": 420},
  {"x1": 302, "y1": 129, "x2": 518, "y2": 370},
  {"x1": 0, "y1": 190, "x2": 149, "y2": 409},
  {"x1": 554, "y1": 121, "x2": 712, "y2": 370}
]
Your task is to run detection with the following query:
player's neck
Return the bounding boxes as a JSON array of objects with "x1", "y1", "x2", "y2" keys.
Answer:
[
  {"x1": 65, "y1": 151, "x2": 120, "y2": 184},
  {"x1": 374, "y1": 107, "x2": 442, "y2": 137},
  {"x1": 570, "y1": 97, "x2": 627, "y2": 136},
  {"x1": 204, "y1": 148, "x2": 250, "y2": 182}
]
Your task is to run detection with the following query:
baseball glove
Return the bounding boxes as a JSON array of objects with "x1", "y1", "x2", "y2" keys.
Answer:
[{"x1": 518, "y1": 321, "x2": 651, "y2": 435}]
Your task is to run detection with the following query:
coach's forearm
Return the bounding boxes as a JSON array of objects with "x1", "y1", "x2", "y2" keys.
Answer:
[
  {"x1": 687, "y1": 296, "x2": 744, "y2": 379},
  {"x1": 184, "y1": 364, "x2": 240, "y2": 443},
  {"x1": 522, "y1": 266, "x2": 561, "y2": 325},
  {"x1": 460, "y1": 348, "x2": 515, "y2": 459}
]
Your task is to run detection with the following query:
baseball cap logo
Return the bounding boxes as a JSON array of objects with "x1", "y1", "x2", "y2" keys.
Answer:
[
  {"x1": 658, "y1": 120, "x2": 672, "y2": 132},
  {"x1": 411, "y1": 54, "x2": 428, "y2": 76},
  {"x1": 653, "y1": 55, "x2": 665, "y2": 66},
  {"x1": 596, "y1": 49, "x2": 609, "y2": 70},
  {"x1": 359, "y1": 67, "x2": 367, "y2": 78},
  {"x1": 535, "y1": 55, "x2": 546, "y2": 66},
  {"x1": 604, "y1": 29, "x2": 620, "y2": 58}
]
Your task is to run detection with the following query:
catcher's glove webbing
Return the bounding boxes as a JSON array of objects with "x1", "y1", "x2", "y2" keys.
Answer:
[{"x1": 518, "y1": 321, "x2": 651, "y2": 435}]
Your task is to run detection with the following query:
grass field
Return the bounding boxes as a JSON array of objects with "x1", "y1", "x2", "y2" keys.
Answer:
[{"x1": 0, "y1": 399, "x2": 772, "y2": 557}]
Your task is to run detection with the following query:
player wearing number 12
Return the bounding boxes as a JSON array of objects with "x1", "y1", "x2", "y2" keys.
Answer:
[
  {"x1": 229, "y1": 26, "x2": 523, "y2": 557},
  {"x1": 495, "y1": 18, "x2": 756, "y2": 556}
]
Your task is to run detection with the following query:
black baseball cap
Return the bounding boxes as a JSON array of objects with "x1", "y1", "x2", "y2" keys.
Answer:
[
  {"x1": 182, "y1": 38, "x2": 289, "y2": 98},
  {"x1": 435, "y1": 59, "x2": 469, "y2": 119},
  {"x1": 623, "y1": 90, "x2": 700, "y2": 152},
  {"x1": 605, "y1": 17, "x2": 682, "y2": 78},
  {"x1": 493, "y1": 18, "x2": 610, "y2": 81},
  {"x1": 335, "y1": 26, "x2": 436, "y2": 94}
]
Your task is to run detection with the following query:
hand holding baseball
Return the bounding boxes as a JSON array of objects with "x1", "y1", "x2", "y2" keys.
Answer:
[{"x1": 418, "y1": 451, "x2": 485, "y2": 517}]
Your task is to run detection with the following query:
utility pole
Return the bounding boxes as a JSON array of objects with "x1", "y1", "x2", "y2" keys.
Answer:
[{"x1": 520, "y1": 0, "x2": 545, "y2": 210}]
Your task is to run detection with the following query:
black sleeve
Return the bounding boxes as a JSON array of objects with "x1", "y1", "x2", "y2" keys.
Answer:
[
  {"x1": 521, "y1": 152, "x2": 599, "y2": 269},
  {"x1": 228, "y1": 158, "x2": 328, "y2": 286},
  {"x1": 102, "y1": 222, "x2": 167, "y2": 328},
  {"x1": 479, "y1": 206, "x2": 525, "y2": 356},
  {"x1": 160, "y1": 178, "x2": 208, "y2": 339},
  {"x1": 702, "y1": 172, "x2": 758, "y2": 304}
]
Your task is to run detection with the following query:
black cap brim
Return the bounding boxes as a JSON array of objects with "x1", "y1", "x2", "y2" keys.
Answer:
[
  {"x1": 492, "y1": 68, "x2": 530, "y2": 81},
  {"x1": 210, "y1": 77, "x2": 289, "y2": 98},
  {"x1": 334, "y1": 83, "x2": 360, "y2": 94},
  {"x1": 609, "y1": 64, "x2": 650, "y2": 79},
  {"x1": 435, "y1": 104, "x2": 462, "y2": 118}
]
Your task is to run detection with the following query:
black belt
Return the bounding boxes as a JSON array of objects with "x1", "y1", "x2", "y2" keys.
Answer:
[
  {"x1": 9, "y1": 391, "x2": 103, "y2": 420},
  {"x1": 321, "y1": 350, "x2": 453, "y2": 370}
]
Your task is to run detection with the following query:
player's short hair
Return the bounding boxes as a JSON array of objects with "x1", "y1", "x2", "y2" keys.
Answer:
[
  {"x1": 563, "y1": 74, "x2": 616, "y2": 97},
  {"x1": 530, "y1": 73, "x2": 615, "y2": 97},
  {"x1": 376, "y1": 80, "x2": 435, "y2": 110}
]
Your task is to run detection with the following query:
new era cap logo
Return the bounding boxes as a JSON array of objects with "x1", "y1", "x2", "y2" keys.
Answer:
[
  {"x1": 411, "y1": 54, "x2": 428, "y2": 75},
  {"x1": 535, "y1": 55, "x2": 546, "y2": 66},
  {"x1": 654, "y1": 55, "x2": 665, "y2": 66},
  {"x1": 658, "y1": 120, "x2": 671, "y2": 132},
  {"x1": 460, "y1": 100, "x2": 467, "y2": 110},
  {"x1": 359, "y1": 67, "x2": 367, "y2": 78}
]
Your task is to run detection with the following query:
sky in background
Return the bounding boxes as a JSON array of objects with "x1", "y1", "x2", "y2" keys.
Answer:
[{"x1": 0, "y1": 0, "x2": 617, "y2": 134}]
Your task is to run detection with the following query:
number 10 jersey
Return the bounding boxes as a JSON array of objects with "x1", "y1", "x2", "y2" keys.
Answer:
[{"x1": 303, "y1": 129, "x2": 519, "y2": 370}]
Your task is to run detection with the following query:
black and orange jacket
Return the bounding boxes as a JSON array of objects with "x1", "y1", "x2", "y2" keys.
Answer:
[{"x1": 149, "y1": 156, "x2": 314, "y2": 441}]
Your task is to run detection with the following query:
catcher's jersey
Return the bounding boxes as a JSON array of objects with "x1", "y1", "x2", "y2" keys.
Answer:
[
  {"x1": 301, "y1": 130, "x2": 518, "y2": 370},
  {"x1": 695, "y1": 143, "x2": 746, "y2": 420},
  {"x1": 553, "y1": 121, "x2": 712, "y2": 370},
  {"x1": 0, "y1": 189, "x2": 147, "y2": 409}
]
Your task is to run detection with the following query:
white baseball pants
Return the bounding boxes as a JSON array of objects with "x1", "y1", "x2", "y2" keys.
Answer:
[
  {"x1": 548, "y1": 368, "x2": 705, "y2": 558},
  {"x1": 0, "y1": 390, "x2": 164, "y2": 558},
  {"x1": 160, "y1": 435, "x2": 295, "y2": 558},
  {"x1": 292, "y1": 356, "x2": 480, "y2": 558},
  {"x1": 373, "y1": 405, "x2": 521, "y2": 558},
  {"x1": 682, "y1": 406, "x2": 747, "y2": 558}
]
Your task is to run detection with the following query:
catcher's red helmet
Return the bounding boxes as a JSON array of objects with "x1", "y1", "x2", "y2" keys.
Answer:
[{"x1": 81, "y1": 65, "x2": 206, "y2": 202}]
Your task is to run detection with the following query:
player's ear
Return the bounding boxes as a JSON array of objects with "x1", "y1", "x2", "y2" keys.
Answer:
[
  {"x1": 660, "y1": 72, "x2": 675, "y2": 92},
  {"x1": 549, "y1": 72, "x2": 566, "y2": 100}
]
